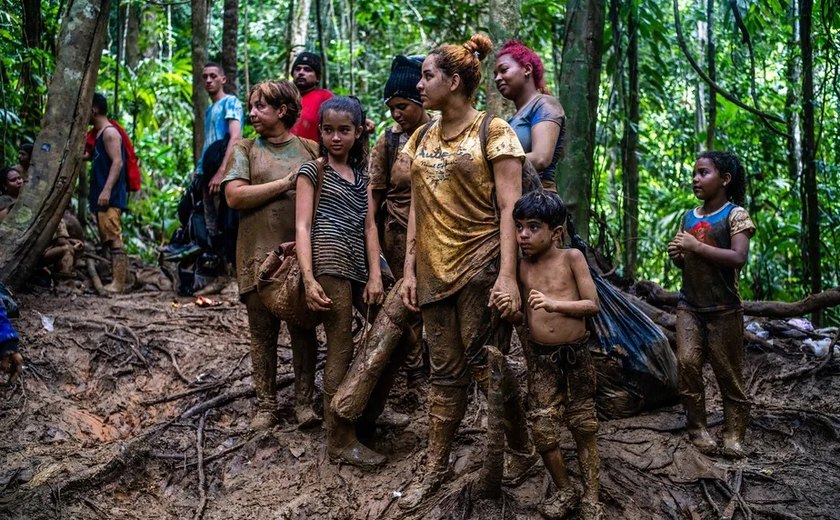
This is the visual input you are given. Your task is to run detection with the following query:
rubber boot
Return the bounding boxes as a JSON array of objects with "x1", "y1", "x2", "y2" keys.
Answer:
[
  {"x1": 682, "y1": 397, "x2": 716, "y2": 454},
  {"x1": 290, "y1": 326, "x2": 320, "y2": 429},
  {"x1": 324, "y1": 392, "x2": 386, "y2": 468},
  {"x1": 721, "y1": 400, "x2": 749, "y2": 459},
  {"x1": 104, "y1": 250, "x2": 127, "y2": 294},
  {"x1": 398, "y1": 385, "x2": 467, "y2": 510},
  {"x1": 474, "y1": 360, "x2": 537, "y2": 483},
  {"x1": 249, "y1": 337, "x2": 278, "y2": 431}
]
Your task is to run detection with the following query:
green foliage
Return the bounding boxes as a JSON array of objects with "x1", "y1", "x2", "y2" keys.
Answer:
[{"x1": 2, "y1": 0, "x2": 838, "y2": 323}]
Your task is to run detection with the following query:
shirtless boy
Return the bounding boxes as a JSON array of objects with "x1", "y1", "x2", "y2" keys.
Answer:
[{"x1": 492, "y1": 190, "x2": 604, "y2": 520}]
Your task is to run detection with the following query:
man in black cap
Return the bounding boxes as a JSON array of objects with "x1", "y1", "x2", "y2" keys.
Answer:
[{"x1": 289, "y1": 51, "x2": 333, "y2": 141}]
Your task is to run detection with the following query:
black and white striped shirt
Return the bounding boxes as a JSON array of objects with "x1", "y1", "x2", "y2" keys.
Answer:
[{"x1": 298, "y1": 160, "x2": 369, "y2": 283}]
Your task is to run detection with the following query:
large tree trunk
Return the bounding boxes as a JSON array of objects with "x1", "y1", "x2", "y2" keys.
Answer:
[
  {"x1": 222, "y1": 0, "x2": 239, "y2": 95},
  {"x1": 314, "y1": 0, "x2": 328, "y2": 89},
  {"x1": 123, "y1": 1, "x2": 141, "y2": 71},
  {"x1": 485, "y1": 0, "x2": 520, "y2": 118},
  {"x1": 191, "y1": 0, "x2": 210, "y2": 167},
  {"x1": 20, "y1": 0, "x2": 43, "y2": 135},
  {"x1": 0, "y1": 0, "x2": 113, "y2": 287},
  {"x1": 287, "y1": 0, "x2": 313, "y2": 75},
  {"x1": 799, "y1": 0, "x2": 821, "y2": 325},
  {"x1": 621, "y1": 1, "x2": 640, "y2": 280},
  {"x1": 705, "y1": 0, "x2": 716, "y2": 150},
  {"x1": 555, "y1": 0, "x2": 606, "y2": 241}
]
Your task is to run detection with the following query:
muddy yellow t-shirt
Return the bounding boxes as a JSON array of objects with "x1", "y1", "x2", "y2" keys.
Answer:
[{"x1": 402, "y1": 113, "x2": 524, "y2": 306}]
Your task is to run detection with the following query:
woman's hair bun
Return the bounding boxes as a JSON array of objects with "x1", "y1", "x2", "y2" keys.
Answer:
[{"x1": 464, "y1": 33, "x2": 493, "y2": 61}]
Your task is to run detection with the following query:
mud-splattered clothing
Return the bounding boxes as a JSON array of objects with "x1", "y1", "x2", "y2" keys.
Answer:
[
  {"x1": 507, "y1": 94, "x2": 565, "y2": 184},
  {"x1": 222, "y1": 136, "x2": 318, "y2": 296},
  {"x1": 678, "y1": 203, "x2": 755, "y2": 312},
  {"x1": 89, "y1": 127, "x2": 128, "y2": 213},
  {"x1": 298, "y1": 160, "x2": 370, "y2": 284},
  {"x1": 402, "y1": 113, "x2": 524, "y2": 306},
  {"x1": 524, "y1": 331, "x2": 599, "y2": 452},
  {"x1": 0, "y1": 195, "x2": 15, "y2": 213},
  {"x1": 676, "y1": 308, "x2": 749, "y2": 432},
  {"x1": 369, "y1": 123, "x2": 413, "y2": 230}
]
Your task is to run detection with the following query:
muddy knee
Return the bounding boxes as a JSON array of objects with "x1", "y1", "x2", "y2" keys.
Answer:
[
  {"x1": 529, "y1": 407, "x2": 562, "y2": 453},
  {"x1": 567, "y1": 400, "x2": 599, "y2": 437}
]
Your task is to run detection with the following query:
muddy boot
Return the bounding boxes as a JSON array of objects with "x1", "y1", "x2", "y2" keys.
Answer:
[
  {"x1": 538, "y1": 486, "x2": 579, "y2": 520},
  {"x1": 375, "y1": 406, "x2": 410, "y2": 428},
  {"x1": 503, "y1": 446, "x2": 541, "y2": 486},
  {"x1": 721, "y1": 400, "x2": 749, "y2": 459},
  {"x1": 682, "y1": 397, "x2": 716, "y2": 454},
  {"x1": 579, "y1": 498, "x2": 606, "y2": 520},
  {"x1": 398, "y1": 385, "x2": 467, "y2": 511},
  {"x1": 104, "y1": 250, "x2": 128, "y2": 294},
  {"x1": 290, "y1": 326, "x2": 320, "y2": 429},
  {"x1": 324, "y1": 393, "x2": 386, "y2": 468},
  {"x1": 249, "y1": 335, "x2": 278, "y2": 431}
]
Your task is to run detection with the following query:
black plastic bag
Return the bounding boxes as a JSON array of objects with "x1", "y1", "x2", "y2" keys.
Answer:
[{"x1": 589, "y1": 272, "x2": 679, "y2": 418}]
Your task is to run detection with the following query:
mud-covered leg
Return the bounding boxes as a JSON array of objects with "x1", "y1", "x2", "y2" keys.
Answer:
[
  {"x1": 708, "y1": 310, "x2": 750, "y2": 458},
  {"x1": 398, "y1": 383, "x2": 468, "y2": 510},
  {"x1": 244, "y1": 292, "x2": 281, "y2": 430},
  {"x1": 288, "y1": 322, "x2": 320, "y2": 429},
  {"x1": 525, "y1": 340, "x2": 579, "y2": 519},
  {"x1": 676, "y1": 309, "x2": 716, "y2": 453},
  {"x1": 320, "y1": 275, "x2": 385, "y2": 467}
]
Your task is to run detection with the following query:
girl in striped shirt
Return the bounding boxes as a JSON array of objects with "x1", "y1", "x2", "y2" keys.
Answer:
[{"x1": 295, "y1": 96, "x2": 386, "y2": 467}]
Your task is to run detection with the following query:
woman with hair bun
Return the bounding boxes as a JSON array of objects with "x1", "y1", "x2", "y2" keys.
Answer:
[
  {"x1": 398, "y1": 33, "x2": 534, "y2": 509},
  {"x1": 494, "y1": 40, "x2": 565, "y2": 192}
]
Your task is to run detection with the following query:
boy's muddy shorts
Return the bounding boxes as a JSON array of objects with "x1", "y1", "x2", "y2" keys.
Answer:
[{"x1": 524, "y1": 331, "x2": 599, "y2": 452}]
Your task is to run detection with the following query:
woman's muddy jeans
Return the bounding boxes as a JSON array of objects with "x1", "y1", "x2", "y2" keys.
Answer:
[
  {"x1": 243, "y1": 291, "x2": 317, "y2": 415},
  {"x1": 676, "y1": 308, "x2": 750, "y2": 441},
  {"x1": 419, "y1": 264, "x2": 531, "y2": 471}
]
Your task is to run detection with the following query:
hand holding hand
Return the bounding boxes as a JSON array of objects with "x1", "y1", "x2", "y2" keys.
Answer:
[
  {"x1": 489, "y1": 275, "x2": 521, "y2": 320},
  {"x1": 672, "y1": 231, "x2": 701, "y2": 253}
]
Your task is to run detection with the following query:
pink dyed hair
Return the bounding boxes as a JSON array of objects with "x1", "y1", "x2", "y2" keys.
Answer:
[{"x1": 497, "y1": 39, "x2": 549, "y2": 94}]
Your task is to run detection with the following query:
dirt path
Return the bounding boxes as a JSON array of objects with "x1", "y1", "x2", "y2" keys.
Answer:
[{"x1": 1, "y1": 286, "x2": 838, "y2": 519}]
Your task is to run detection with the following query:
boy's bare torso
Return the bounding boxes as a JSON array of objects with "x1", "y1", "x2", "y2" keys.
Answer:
[{"x1": 519, "y1": 248, "x2": 589, "y2": 345}]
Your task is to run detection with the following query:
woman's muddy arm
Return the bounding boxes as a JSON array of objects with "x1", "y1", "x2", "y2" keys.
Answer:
[
  {"x1": 224, "y1": 174, "x2": 296, "y2": 210},
  {"x1": 490, "y1": 156, "x2": 523, "y2": 317}
]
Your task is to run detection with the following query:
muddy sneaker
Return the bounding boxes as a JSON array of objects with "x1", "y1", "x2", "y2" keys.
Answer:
[
  {"x1": 249, "y1": 409, "x2": 278, "y2": 431},
  {"x1": 579, "y1": 498, "x2": 606, "y2": 520},
  {"x1": 721, "y1": 437, "x2": 746, "y2": 459},
  {"x1": 375, "y1": 406, "x2": 410, "y2": 428},
  {"x1": 689, "y1": 429, "x2": 717, "y2": 455},
  {"x1": 295, "y1": 405, "x2": 321, "y2": 429},
  {"x1": 330, "y1": 440, "x2": 387, "y2": 468},
  {"x1": 538, "y1": 486, "x2": 579, "y2": 519},
  {"x1": 503, "y1": 447, "x2": 540, "y2": 486},
  {"x1": 397, "y1": 467, "x2": 448, "y2": 510}
]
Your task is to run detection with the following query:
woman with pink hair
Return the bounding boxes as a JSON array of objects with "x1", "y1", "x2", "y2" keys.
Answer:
[{"x1": 494, "y1": 40, "x2": 565, "y2": 192}]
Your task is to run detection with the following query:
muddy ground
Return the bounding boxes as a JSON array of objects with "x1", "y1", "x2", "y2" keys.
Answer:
[{"x1": 1, "y1": 281, "x2": 838, "y2": 520}]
